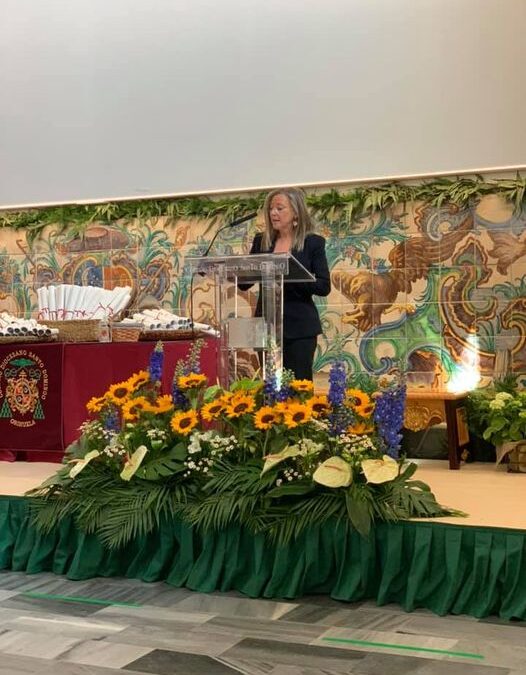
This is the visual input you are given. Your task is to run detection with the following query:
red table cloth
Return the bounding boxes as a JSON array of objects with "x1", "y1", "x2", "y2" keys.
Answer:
[{"x1": 0, "y1": 338, "x2": 218, "y2": 461}]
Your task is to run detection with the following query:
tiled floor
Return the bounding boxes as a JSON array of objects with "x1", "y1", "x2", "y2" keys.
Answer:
[{"x1": 0, "y1": 571, "x2": 524, "y2": 674}]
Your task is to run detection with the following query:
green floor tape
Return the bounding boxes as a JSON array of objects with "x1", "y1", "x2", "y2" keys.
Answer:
[
  {"x1": 21, "y1": 591, "x2": 141, "y2": 607},
  {"x1": 322, "y1": 637, "x2": 483, "y2": 660}
]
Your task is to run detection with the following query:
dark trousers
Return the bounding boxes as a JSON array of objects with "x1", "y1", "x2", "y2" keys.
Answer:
[{"x1": 283, "y1": 336, "x2": 317, "y2": 380}]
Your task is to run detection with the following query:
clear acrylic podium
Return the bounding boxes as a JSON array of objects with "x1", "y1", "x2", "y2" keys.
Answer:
[{"x1": 184, "y1": 253, "x2": 315, "y2": 387}]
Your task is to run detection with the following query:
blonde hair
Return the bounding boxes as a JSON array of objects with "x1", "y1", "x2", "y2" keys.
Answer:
[{"x1": 262, "y1": 187, "x2": 316, "y2": 251}]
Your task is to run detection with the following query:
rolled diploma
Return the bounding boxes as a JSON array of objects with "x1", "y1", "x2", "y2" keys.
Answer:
[
  {"x1": 47, "y1": 286, "x2": 57, "y2": 321},
  {"x1": 55, "y1": 285, "x2": 64, "y2": 320},
  {"x1": 61, "y1": 285, "x2": 73, "y2": 318},
  {"x1": 69, "y1": 286, "x2": 84, "y2": 319},
  {"x1": 37, "y1": 286, "x2": 48, "y2": 319},
  {"x1": 107, "y1": 288, "x2": 131, "y2": 318}
]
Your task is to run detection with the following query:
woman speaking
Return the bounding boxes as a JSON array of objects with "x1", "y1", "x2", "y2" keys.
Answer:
[{"x1": 241, "y1": 187, "x2": 331, "y2": 380}]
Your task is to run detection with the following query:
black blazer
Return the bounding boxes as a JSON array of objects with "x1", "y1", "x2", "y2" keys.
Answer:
[{"x1": 241, "y1": 233, "x2": 331, "y2": 339}]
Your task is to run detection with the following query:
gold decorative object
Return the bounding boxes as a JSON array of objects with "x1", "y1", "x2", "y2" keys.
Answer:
[{"x1": 404, "y1": 403, "x2": 444, "y2": 432}]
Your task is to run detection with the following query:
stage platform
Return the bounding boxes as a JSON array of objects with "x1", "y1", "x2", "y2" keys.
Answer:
[
  {"x1": 1, "y1": 459, "x2": 524, "y2": 531},
  {"x1": 1, "y1": 459, "x2": 526, "y2": 621}
]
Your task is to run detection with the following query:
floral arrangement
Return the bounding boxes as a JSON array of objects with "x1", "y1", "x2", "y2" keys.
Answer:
[{"x1": 29, "y1": 342, "x2": 459, "y2": 548}]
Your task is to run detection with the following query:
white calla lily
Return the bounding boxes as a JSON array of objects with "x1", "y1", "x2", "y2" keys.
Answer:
[
  {"x1": 69, "y1": 450, "x2": 100, "y2": 479},
  {"x1": 120, "y1": 445, "x2": 149, "y2": 481},
  {"x1": 261, "y1": 446, "x2": 303, "y2": 475},
  {"x1": 361, "y1": 454, "x2": 399, "y2": 484},
  {"x1": 313, "y1": 456, "x2": 353, "y2": 488}
]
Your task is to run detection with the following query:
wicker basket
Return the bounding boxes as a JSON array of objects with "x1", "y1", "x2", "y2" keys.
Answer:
[
  {"x1": 111, "y1": 323, "x2": 142, "y2": 342},
  {"x1": 0, "y1": 334, "x2": 58, "y2": 345},
  {"x1": 139, "y1": 329, "x2": 196, "y2": 341},
  {"x1": 508, "y1": 442, "x2": 526, "y2": 473},
  {"x1": 41, "y1": 319, "x2": 102, "y2": 342}
]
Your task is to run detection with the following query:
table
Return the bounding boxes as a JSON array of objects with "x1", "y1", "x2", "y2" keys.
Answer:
[
  {"x1": 0, "y1": 338, "x2": 218, "y2": 460},
  {"x1": 403, "y1": 390, "x2": 470, "y2": 470}
]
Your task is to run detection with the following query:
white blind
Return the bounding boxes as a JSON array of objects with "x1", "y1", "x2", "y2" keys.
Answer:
[{"x1": 1, "y1": 0, "x2": 525, "y2": 208}]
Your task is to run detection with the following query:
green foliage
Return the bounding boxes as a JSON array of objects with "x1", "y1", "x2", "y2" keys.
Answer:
[
  {"x1": 467, "y1": 382, "x2": 525, "y2": 445},
  {"x1": 2, "y1": 175, "x2": 525, "y2": 243},
  {"x1": 135, "y1": 443, "x2": 187, "y2": 481},
  {"x1": 264, "y1": 492, "x2": 347, "y2": 545},
  {"x1": 345, "y1": 483, "x2": 375, "y2": 536},
  {"x1": 182, "y1": 460, "x2": 273, "y2": 533},
  {"x1": 29, "y1": 463, "x2": 190, "y2": 549}
]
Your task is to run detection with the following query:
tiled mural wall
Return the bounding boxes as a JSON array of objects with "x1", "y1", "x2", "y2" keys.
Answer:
[{"x1": 1, "y1": 192, "x2": 525, "y2": 389}]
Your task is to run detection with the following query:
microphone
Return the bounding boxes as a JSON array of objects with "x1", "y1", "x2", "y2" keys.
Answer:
[
  {"x1": 228, "y1": 212, "x2": 257, "y2": 228},
  {"x1": 201, "y1": 212, "x2": 257, "y2": 258}
]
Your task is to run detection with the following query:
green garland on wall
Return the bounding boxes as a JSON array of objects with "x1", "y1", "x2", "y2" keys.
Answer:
[{"x1": 0, "y1": 174, "x2": 524, "y2": 242}]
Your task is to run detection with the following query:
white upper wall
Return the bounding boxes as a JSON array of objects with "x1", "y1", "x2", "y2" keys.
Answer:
[{"x1": 1, "y1": 0, "x2": 525, "y2": 207}]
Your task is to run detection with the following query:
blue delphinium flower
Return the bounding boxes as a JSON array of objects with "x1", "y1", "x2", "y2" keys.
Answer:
[
  {"x1": 328, "y1": 361, "x2": 347, "y2": 406},
  {"x1": 187, "y1": 337, "x2": 204, "y2": 375},
  {"x1": 327, "y1": 360, "x2": 353, "y2": 436},
  {"x1": 103, "y1": 407, "x2": 120, "y2": 433},
  {"x1": 262, "y1": 349, "x2": 293, "y2": 404},
  {"x1": 149, "y1": 341, "x2": 164, "y2": 383},
  {"x1": 264, "y1": 371, "x2": 291, "y2": 404},
  {"x1": 373, "y1": 384, "x2": 407, "y2": 458},
  {"x1": 171, "y1": 380, "x2": 189, "y2": 410},
  {"x1": 263, "y1": 372, "x2": 279, "y2": 405}
]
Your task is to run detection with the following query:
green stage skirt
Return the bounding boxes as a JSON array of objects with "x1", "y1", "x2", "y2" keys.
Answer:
[{"x1": 1, "y1": 495, "x2": 525, "y2": 620}]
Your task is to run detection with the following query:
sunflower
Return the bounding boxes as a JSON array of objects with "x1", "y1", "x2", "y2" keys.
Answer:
[
  {"x1": 121, "y1": 396, "x2": 150, "y2": 421},
  {"x1": 307, "y1": 394, "x2": 330, "y2": 418},
  {"x1": 127, "y1": 370, "x2": 150, "y2": 391},
  {"x1": 346, "y1": 388, "x2": 371, "y2": 410},
  {"x1": 356, "y1": 401, "x2": 375, "y2": 418},
  {"x1": 152, "y1": 394, "x2": 174, "y2": 414},
  {"x1": 107, "y1": 381, "x2": 133, "y2": 405},
  {"x1": 347, "y1": 421, "x2": 374, "y2": 435},
  {"x1": 220, "y1": 391, "x2": 234, "y2": 405},
  {"x1": 201, "y1": 399, "x2": 225, "y2": 421},
  {"x1": 225, "y1": 393, "x2": 256, "y2": 418},
  {"x1": 254, "y1": 406, "x2": 280, "y2": 430},
  {"x1": 170, "y1": 409, "x2": 199, "y2": 435},
  {"x1": 177, "y1": 373, "x2": 208, "y2": 389},
  {"x1": 290, "y1": 379, "x2": 314, "y2": 393},
  {"x1": 274, "y1": 399, "x2": 296, "y2": 414},
  {"x1": 86, "y1": 395, "x2": 106, "y2": 414},
  {"x1": 283, "y1": 403, "x2": 312, "y2": 428}
]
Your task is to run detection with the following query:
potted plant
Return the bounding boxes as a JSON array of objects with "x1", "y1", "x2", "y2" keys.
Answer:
[{"x1": 476, "y1": 387, "x2": 526, "y2": 472}]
